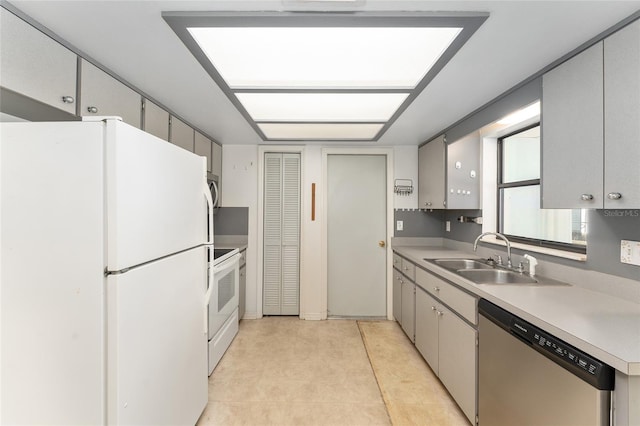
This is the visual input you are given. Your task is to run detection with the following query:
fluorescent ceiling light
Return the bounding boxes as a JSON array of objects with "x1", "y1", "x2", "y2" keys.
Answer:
[
  {"x1": 236, "y1": 93, "x2": 409, "y2": 122},
  {"x1": 497, "y1": 101, "x2": 541, "y2": 125},
  {"x1": 188, "y1": 27, "x2": 461, "y2": 89},
  {"x1": 258, "y1": 123, "x2": 384, "y2": 140},
  {"x1": 164, "y1": 12, "x2": 488, "y2": 141}
]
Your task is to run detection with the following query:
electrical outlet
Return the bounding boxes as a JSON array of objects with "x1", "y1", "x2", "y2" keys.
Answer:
[
  {"x1": 396, "y1": 220, "x2": 404, "y2": 231},
  {"x1": 446, "y1": 221, "x2": 451, "y2": 232},
  {"x1": 621, "y1": 240, "x2": 640, "y2": 266}
]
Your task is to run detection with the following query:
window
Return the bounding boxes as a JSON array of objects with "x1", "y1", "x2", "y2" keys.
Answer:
[{"x1": 498, "y1": 124, "x2": 587, "y2": 252}]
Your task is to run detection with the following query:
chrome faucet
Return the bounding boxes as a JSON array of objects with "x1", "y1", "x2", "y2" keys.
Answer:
[{"x1": 473, "y1": 232, "x2": 512, "y2": 268}]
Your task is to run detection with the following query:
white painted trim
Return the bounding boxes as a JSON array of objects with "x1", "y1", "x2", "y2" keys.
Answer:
[
  {"x1": 321, "y1": 147, "x2": 395, "y2": 321},
  {"x1": 257, "y1": 145, "x2": 306, "y2": 319}
]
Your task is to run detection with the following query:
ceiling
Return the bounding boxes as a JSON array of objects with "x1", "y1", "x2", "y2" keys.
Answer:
[{"x1": 7, "y1": 0, "x2": 640, "y2": 146}]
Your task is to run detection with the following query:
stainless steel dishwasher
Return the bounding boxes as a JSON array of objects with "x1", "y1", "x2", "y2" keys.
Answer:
[{"x1": 478, "y1": 299, "x2": 614, "y2": 426}]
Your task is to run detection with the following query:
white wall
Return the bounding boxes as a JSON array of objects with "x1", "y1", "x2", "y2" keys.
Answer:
[
  {"x1": 393, "y1": 145, "x2": 419, "y2": 209},
  {"x1": 222, "y1": 144, "x2": 417, "y2": 320}
]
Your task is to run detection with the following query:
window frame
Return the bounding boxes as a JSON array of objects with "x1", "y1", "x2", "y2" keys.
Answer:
[{"x1": 497, "y1": 123, "x2": 587, "y2": 254}]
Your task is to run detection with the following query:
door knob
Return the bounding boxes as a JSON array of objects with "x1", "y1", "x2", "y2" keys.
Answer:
[{"x1": 378, "y1": 240, "x2": 386, "y2": 247}]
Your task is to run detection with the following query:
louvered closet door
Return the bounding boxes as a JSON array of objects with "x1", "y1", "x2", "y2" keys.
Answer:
[{"x1": 263, "y1": 153, "x2": 300, "y2": 315}]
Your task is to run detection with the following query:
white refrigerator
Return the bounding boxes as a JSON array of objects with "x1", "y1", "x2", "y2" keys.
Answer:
[{"x1": 1, "y1": 118, "x2": 212, "y2": 425}]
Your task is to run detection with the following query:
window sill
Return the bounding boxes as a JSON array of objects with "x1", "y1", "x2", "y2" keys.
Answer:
[{"x1": 479, "y1": 236, "x2": 587, "y2": 262}]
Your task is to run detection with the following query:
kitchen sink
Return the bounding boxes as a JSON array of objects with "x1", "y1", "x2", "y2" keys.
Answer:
[
  {"x1": 456, "y1": 269, "x2": 539, "y2": 285},
  {"x1": 431, "y1": 258, "x2": 494, "y2": 272}
]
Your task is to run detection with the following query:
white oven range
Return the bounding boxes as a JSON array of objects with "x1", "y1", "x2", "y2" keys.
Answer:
[{"x1": 207, "y1": 247, "x2": 240, "y2": 375}]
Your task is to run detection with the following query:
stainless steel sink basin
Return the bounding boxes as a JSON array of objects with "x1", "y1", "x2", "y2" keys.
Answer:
[
  {"x1": 456, "y1": 269, "x2": 539, "y2": 285},
  {"x1": 432, "y1": 259, "x2": 494, "y2": 271}
]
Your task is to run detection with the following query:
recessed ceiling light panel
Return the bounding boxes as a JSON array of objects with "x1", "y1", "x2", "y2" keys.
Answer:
[
  {"x1": 188, "y1": 27, "x2": 462, "y2": 89},
  {"x1": 258, "y1": 122, "x2": 384, "y2": 140},
  {"x1": 236, "y1": 92, "x2": 409, "y2": 122},
  {"x1": 164, "y1": 12, "x2": 489, "y2": 142}
]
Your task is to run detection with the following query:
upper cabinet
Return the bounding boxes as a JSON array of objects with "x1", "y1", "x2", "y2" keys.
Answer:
[
  {"x1": 79, "y1": 59, "x2": 142, "y2": 128},
  {"x1": 169, "y1": 116, "x2": 194, "y2": 152},
  {"x1": 447, "y1": 132, "x2": 481, "y2": 209},
  {"x1": 0, "y1": 8, "x2": 77, "y2": 115},
  {"x1": 211, "y1": 142, "x2": 222, "y2": 178},
  {"x1": 418, "y1": 132, "x2": 481, "y2": 210},
  {"x1": 542, "y1": 19, "x2": 640, "y2": 208},
  {"x1": 603, "y1": 19, "x2": 640, "y2": 208},
  {"x1": 418, "y1": 135, "x2": 446, "y2": 209},
  {"x1": 194, "y1": 131, "x2": 212, "y2": 173},
  {"x1": 143, "y1": 99, "x2": 169, "y2": 141}
]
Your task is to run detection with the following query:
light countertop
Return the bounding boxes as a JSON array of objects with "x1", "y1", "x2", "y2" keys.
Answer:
[{"x1": 393, "y1": 245, "x2": 640, "y2": 376}]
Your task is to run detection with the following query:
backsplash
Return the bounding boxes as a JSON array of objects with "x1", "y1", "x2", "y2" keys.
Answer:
[
  {"x1": 393, "y1": 209, "x2": 444, "y2": 237},
  {"x1": 214, "y1": 207, "x2": 249, "y2": 236},
  {"x1": 400, "y1": 208, "x2": 639, "y2": 283}
]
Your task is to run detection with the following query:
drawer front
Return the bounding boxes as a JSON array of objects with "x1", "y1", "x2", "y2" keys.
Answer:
[
  {"x1": 401, "y1": 258, "x2": 416, "y2": 281},
  {"x1": 393, "y1": 253, "x2": 402, "y2": 270},
  {"x1": 416, "y1": 267, "x2": 476, "y2": 324}
]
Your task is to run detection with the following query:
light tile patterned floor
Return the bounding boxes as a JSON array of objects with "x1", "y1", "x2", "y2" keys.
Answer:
[{"x1": 197, "y1": 318, "x2": 468, "y2": 426}]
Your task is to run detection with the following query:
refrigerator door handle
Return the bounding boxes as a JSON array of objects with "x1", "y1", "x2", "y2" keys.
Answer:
[
  {"x1": 204, "y1": 280, "x2": 213, "y2": 335},
  {"x1": 204, "y1": 182, "x2": 214, "y2": 246},
  {"x1": 203, "y1": 181, "x2": 214, "y2": 334}
]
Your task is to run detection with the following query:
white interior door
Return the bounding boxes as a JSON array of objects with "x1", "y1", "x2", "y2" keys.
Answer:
[
  {"x1": 263, "y1": 152, "x2": 300, "y2": 315},
  {"x1": 327, "y1": 154, "x2": 387, "y2": 317}
]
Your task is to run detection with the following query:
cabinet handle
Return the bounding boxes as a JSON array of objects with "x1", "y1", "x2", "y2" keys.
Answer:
[
  {"x1": 403, "y1": 266, "x2": 409, "y2": 270},
  {"x1": 607, "y1": 192, "x2": 622, "y2": 200},
  {"x1": 580, "y1": 194, "x2": 594, "y2": 201},
  {"x1": 431, "y1": 306, "x2": 437, "y2": 311},
  {"x1": 434, "y1": 286, "x2": 440, "y2": 292},
  {"x1": 437, "y1": 310, "x2": 443, "y2": 317},
  {"x1": 87, "y1": 106, "x2": 98, "y2": 114},
  {"x1": 61, "y1": 96, "x2": 74, "y2": 104},
  {"x1": 425, "y1": 202, "x2": 432, "y2": 207}
]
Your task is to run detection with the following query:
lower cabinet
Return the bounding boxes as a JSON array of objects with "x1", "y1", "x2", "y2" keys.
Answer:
[
  {"x1": 401, "y1": 280, "x2": 415, "y2": 343},
  {"x1": 438, "y1": 302, "x2": 477, "y2": 425},
  {"x1": 239, "y1": 248, "x2": 246, "y2": 320},
  {"x1": 415, "y1": 283, "x2": 477, "y2": 425},
  {"x1": 393, "y1": 269, "x2": 402, "y2": 323},
  {"x1": 415, "y1": 288, "x2": 439, "y2": 372}
]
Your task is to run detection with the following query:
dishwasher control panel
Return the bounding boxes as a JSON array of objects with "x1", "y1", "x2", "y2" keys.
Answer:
[
  {"x1": 479, "y1": 299, "x2": 614, "y2": 390},
  {"x1": 516, "y1": 319, "x2": 601, "y2": 377}
]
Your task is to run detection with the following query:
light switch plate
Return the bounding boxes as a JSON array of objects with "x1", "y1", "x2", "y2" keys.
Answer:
[
  {"x1": 396, "y1": 220, "x2": 403, "y2": 231},
  {"x1": 446, "y1": 221, "x2": 451, "y2": 232},
  {"x1": 620, "y1": 240, "x2": 640, "y2": 266}
]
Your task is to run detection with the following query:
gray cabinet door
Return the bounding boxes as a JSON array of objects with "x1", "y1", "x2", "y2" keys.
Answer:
[
  {"x1": 0, "y1": 8, "x2": 77, "y2": 115},
  {"x1": 169, "y1": 116, "x2": 194, "y2": 152},
  {"x1": 401, "y1": 280, "x2": 415, "y2": 342},
  {"x1": 604, "y1": 19, "x2": 640, "y2": 208},
  {"x1": 143, "y1": 99, "x2": 169, "y2": 141},
  {"x1": 80, "y1": 59, "x2": 141, "y2": 128},
  {"x1": 212, "y1": 142, "x2": 222, "y2": 178},
  {"x1": 438, "y1": 305, "x2": 477, "y2": 424},
  {"x1": 393, "y1": 269, "x2": 402, "y2": 323},
  {"x1": 415, "y1": 287, "x2": 439, "y2": 373},
  {"x1": 542, "y1": 42, "x2": 604, "y2": 208},
  {"x1": 447, "y1": 132, "x2": 481, "y2": 209},
  {"x1": 194, "y1": 131, "x2": 212, "y2": 173},
  {"x1": 418, "y1": 135, "x2": 446, "y2": 209}
]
